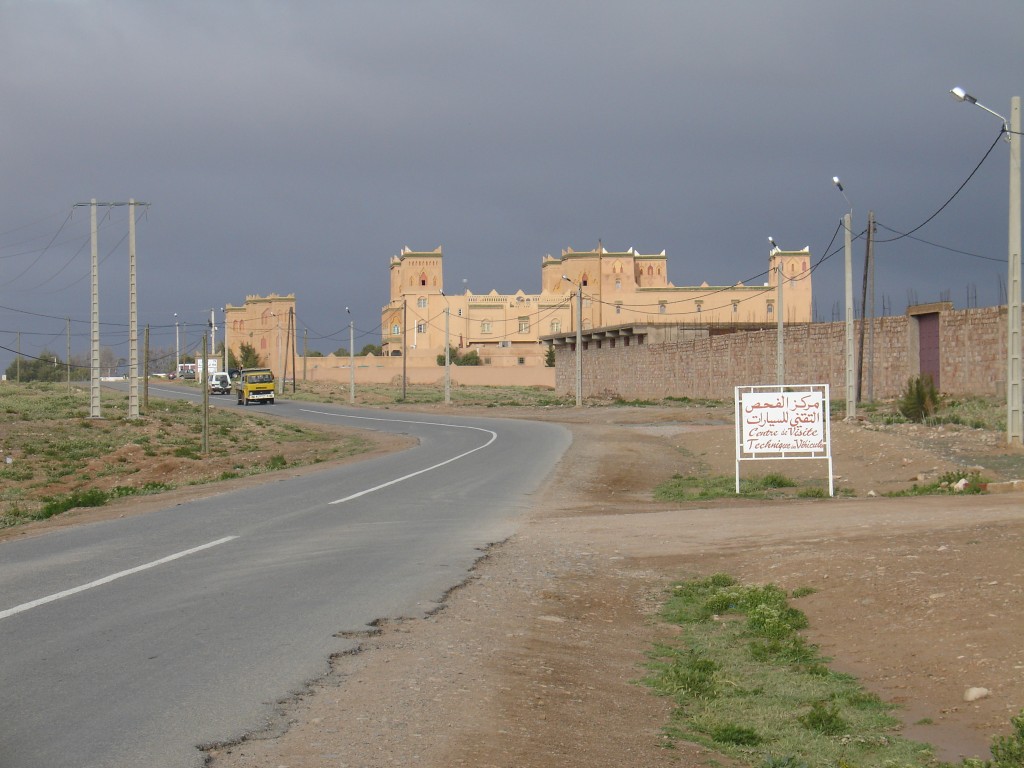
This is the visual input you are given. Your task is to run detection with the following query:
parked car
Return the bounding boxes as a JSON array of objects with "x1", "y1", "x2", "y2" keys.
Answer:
[{"x1": 208, "y1": 372, "x2": 231, "y2": 395}]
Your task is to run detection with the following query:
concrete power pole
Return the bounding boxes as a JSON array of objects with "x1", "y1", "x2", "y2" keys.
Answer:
[
  {"x1": 90, "y1": 199, "x2": 100, "y2": 417},
  {"x1": 128, "y1": 199, "x2": 139, "y2": 419},
  {"x1": 143, "y1": 324, "x2": 150, "y2": 410},
  {"x1": 72, "y1": 198, "x2": 149, "y2": 418}
]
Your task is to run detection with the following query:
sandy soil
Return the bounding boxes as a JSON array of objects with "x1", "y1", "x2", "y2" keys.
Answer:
[{"x1": 186, "y1": 405, "x2": 1024, "y2": 767}]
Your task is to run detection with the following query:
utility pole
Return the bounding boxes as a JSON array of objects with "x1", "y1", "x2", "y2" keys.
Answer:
[
  {"x1": 73, "y1": 198, "x2": 149, "y2": 418},
  {"x1": 143, "y1": 324, "x2": 150, "y2": 410},
  {"x1": 89, "y1": 199, "x2": 100, "y2": 417},
  {"x1": 844, "y1": 212, "x2": 856, "y2": 420},
  {"x1": 776, "y1": 250, "x2": 784, "y2": 386},
  {"x1": 128, "y1": 199, "x2": 139, "y2": 419},
  {"x1": 445, "y1": 305, "x2": 451, "y2": 405},
  {"x1": 867, "y1": 213, "x2": 876, "y2": 403},
  {"x1": 303, "y1": 328, "x2": 308, "y2": 382},
  {"x1": 209, "y1": 308, "x2": 216, "y2": 373},
  {"x1": 346, "y1": 306, "x2": 355, "y2": 404},
  {"x1": 402, "y1": 297, "x2": 407, "y2": 401},
  {"x1": 201, "y1": 334, "x2": 209, "y2": 455},
  {"x1": 856, "y1": 211, "x2": 874, "y2": 403},
  {"x1": 289, "y1": 308, "x2": 297, "y2": 393},
  {"x1": 66, "y1": 317, "x2": 71, "y2": 390},
  {"x1": 222, "y1": 308, "x2": 228, "y2": 374},
  {"x1": 575, "y1": 286, "x2": 583, "y2": 407}
]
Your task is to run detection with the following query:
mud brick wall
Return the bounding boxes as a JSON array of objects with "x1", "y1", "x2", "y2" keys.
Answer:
[{"x1": 555, "y1": 305, "x2": 1018, "y2": 402}]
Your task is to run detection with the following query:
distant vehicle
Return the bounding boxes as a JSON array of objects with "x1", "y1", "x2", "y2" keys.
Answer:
[
  {"x1": 235, "y1": 368, "x2": 275, "y2": 405},
  {"x1": 208, "y1": 372, "x2": 231, "y2": 395},
  {"x1": 182, "y1": 368, "x2": 196, "y2": 380}
]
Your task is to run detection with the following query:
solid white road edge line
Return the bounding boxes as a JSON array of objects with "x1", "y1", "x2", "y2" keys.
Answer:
[{"x1": 0, "y1": 536, "x2": 239, "y2": 621}]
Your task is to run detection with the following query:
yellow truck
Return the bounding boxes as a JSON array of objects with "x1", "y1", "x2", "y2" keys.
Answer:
[{"x1": 235, "y1": 368, "x2": 276, "y2": 405}]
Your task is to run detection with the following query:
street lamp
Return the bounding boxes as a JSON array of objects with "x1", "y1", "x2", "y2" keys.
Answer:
[
  {"x1": 832, "y1": 176, "x2": 857, "y2": 421},
  {"x1": 950, "y1": 86, "x2": 1022, "y2": 445},
  {"x1": 562, "y1": 275, "x2": 583, "y2": 407},
  {"x1": 768, "y1": 237, "x2": 784, "y2": 386}
]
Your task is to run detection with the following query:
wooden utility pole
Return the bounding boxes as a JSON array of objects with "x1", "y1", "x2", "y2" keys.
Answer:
[
  {"x1": 289, "y1": 308, "x2": 296, "y2": 393},
  {"x1": 857, "y1": 211, "x2": 874, "y2": 402},
  {"x1": 201, "y1": 334, "x2": 209, "y2": 455}
]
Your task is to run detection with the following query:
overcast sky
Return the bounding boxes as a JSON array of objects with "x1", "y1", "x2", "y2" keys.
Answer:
[{"x1": 1, "y1": 1, "x2": 1022, "y2": 373}]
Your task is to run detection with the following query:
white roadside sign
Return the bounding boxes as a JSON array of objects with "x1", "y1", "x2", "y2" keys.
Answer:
[{"x1": 735, "y1": 384, "x2": 833, "y2": 496}]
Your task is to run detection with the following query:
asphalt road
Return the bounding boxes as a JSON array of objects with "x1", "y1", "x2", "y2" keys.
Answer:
[{"x1": 0, "y1": 386, "x2": 571, "y2": 767}]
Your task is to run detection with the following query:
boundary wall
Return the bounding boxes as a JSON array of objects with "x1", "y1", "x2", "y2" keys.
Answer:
[
  {"x1": 554, "y1": 305, "x2": 1016, "y2": 401},
  {"x1": 298, "y1": 357, "x2": 555, "y2": 388}
]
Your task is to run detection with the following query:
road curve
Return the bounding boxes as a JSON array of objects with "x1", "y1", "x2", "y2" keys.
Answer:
[{"x1": 0, "y1": 388, "x2": 571, "y2": 768}]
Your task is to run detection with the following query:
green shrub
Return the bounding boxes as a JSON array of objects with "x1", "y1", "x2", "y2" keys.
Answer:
[
  {"x1": 898, "y1": 374, "x2": 939, "y2": 422},
  {"x1": 989, "y1": 710, "x2": 1024, "y2": 768},
  {"x1": 40, "y1": 488, "x2": 109, "y2": 518},
  {"x1": 798, "y1": 700, "x2": 848, "y2": 735}
]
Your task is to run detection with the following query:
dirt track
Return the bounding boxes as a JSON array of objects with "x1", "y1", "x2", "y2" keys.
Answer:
[{"x1": 202, "y1": 407, "x2": 1024, "y2": 767}]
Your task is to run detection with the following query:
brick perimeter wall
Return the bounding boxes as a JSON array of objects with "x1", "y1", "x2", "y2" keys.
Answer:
[{"x1": 555, "y1": 305, "x2": 1016, "y2": 401}]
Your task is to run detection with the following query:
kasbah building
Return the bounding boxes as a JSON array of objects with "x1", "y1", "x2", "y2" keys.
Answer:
[{"x1": 224, "y1": 243, "x2": 813, "y2": 386}]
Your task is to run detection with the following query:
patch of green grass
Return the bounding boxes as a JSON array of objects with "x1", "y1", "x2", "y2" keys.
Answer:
[
  {"x1": 796, "y1": 486, "x2": 827, "y2": 498},
  {"x1": 644, "y1": 573, "x2": 938, "y2": 766},
  {"x1": 40, "y1": 488, "x2": 109, "y2": 518},
  {"x1": 798, "y1": 700, "x2": 848, "y2": 735},
  {"x1": 266, "y1": 455, "x2": 287, "y2": 470},
  {"x1": 654, "y1": 473, "x2": 803, "y2": 502}
]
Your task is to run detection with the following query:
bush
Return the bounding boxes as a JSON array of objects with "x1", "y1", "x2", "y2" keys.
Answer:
[{"x1": 898, "y1": 374, "x2": 939, "y2": 422}]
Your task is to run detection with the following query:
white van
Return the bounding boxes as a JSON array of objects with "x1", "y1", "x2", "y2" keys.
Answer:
[{"x1": 209, "y1": 372, "x2": 232, "y2": 395}]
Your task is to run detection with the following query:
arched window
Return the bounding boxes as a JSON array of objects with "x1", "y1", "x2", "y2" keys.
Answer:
[
  {"x1": 581, "y1": 273, "x2": 589, "y2": 287},
  {"x1": 647, "y1": 265, "x2": 654, "y2": 276},
  {"x1": 419, "y1": 272, "x2": 428, "y2": 287},
  {"x1": 392, "y1": 323, "x2": 401, "y2": 335},
  {"x1": 550, "y1": 319, "x2": 561, "y2": 334}
]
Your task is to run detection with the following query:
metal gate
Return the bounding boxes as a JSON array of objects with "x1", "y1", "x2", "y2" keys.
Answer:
[{"x1": 918, "y1": 313, "x2": 940, "y2": 389}]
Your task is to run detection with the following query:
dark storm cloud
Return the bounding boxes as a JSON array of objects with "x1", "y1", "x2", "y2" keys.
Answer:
[{"x1": 1, "y1": 0, "x2": 1021, "y2": 368}]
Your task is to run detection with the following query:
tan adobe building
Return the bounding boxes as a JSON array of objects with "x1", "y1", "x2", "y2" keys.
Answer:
[
  {"x1": 381, "y1": 244, "x2": 813, "y2": 366},
  {"x1": 224, "y1": 293, "x2": 298, "y2": 380}
]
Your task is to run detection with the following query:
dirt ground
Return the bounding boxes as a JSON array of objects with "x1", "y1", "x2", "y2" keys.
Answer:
[
  {"x1": 195, "y1": 406, "x2": 1024, "y2": 768},
  {"x1": 8, "y1": 404, "x2": 1024, "y2": 765}
]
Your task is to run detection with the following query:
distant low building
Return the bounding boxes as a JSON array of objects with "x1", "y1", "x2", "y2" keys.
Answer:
[{"x1": 381, "y1": 243, "x2": 813, "y2": 366}]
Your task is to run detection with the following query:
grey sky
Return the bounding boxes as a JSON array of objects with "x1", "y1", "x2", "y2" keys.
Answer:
[{"x1": 1, "y1": 1, "x2": 1022, "y2": 372}]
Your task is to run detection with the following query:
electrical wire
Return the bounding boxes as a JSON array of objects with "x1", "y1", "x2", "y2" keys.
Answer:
[
  {"x1": 874, "y1": 222, "x2": 1005, "y2": 263},
  {"x1": 875, "y1": 128, "x2": 1005, "y2": 244}
]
